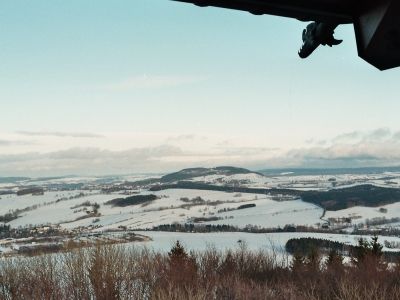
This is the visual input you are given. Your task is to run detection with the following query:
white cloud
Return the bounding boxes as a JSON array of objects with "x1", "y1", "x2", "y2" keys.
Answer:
[
  {"x1": 273, "y1": 128, "x2": 400, "y2": 168},
  {"x1": 0, "y1": 145, "x2": 184, "y2": 176},
  {"x1": 1, "y1": 128, "x2": 400, "y2": 176}
]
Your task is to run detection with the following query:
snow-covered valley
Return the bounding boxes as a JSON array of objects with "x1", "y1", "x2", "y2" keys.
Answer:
[{"x1": 1, "y1": 166, "x2": 400, "y2": 255}]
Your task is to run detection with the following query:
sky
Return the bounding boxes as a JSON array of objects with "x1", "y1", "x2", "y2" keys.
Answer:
[{"x1": 1, "y1": 0, "x2": 400, "y2": 176}]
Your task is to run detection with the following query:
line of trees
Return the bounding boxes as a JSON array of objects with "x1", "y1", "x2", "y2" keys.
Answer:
[{"x1": 286, "y1": 236, "x2": 400, "y2": 262}]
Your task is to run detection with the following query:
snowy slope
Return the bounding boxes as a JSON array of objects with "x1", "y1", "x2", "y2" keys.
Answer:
[
  {"x1": 57, "y1": 189, "x2": 322, "y2": 231},
  {"x1": 2, "y1": 169, "x2": 400, "y2": 233},
  {"x1": 203, "y1": 199, "x2": 323, "y2": 228},
  {"x1": 325, "y1": 202, "x2": 400, "y2": 226}
]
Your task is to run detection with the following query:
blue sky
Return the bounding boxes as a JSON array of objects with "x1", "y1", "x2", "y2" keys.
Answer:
[{"x1": 1, "y1": 0, "x2": 400, "y2": 176}]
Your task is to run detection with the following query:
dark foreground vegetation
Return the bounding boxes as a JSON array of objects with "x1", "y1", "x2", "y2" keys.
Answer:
[
  {"x1": 285, "y1": 237, "x2": 400, "y2": 262},
  {"x1": 1, "y1": 237, "x2": 400, "y2": 299}
]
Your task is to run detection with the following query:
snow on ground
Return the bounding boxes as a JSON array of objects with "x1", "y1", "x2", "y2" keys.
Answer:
[
  {"x1": 9, "y1": 193, "x2": 115, "y2": 228},
  {"x1": 203, "y1": 199, "x2": 323, "y2": 228},
  {"x1": 0, "y1": 191, "x2": 92, "y2": 215},
  {"x1": 120, "y1": 174, "x2": 162, "y2": 182},
  {"x1": 151, "y1": 189, "x2": 262, "y2": 203},
  {"x1": 189, "y1": 173, "x2": 268, "y2": 188},
  {"x1": 325, "y1": 202, "x2": 400, "y2": 226},
  {"x1": 60, "y1": 189, "x2": 272, "y2": 230},
  {"x1": 3, "y1": 169, "x2": 400, "y2": 232},
  {"x1": 0, "y1": 245, "x2": 13, "y2": 254},
  {"x1": 27, "y1": 176, "x2": 100, "y2": 186},
  {"x1": 108, "y1": 196, "x2": 319, "y2": 231},
  {"x1": 187, "y1": 172, "x2": 400, "y2": 191},
  {"x1": 55, "y1": 189, "x2": 321, "y2": 231},
  {"x1": 3, "y1": 177, "x2": 281, "y2": 232},
  {"x1": 137, "y1": 231, "x2": 400, "y2": 253},
  {"x1": 0, "y1": 183, "x2": 15, "y2": 189},
  {"x1": 61, "y1": 212, "x2": 134, "y2": 230}
]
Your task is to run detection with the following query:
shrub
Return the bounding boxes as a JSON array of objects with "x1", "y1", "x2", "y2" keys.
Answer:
[{"x1": 0, "y1": 239, "x2": 399, "y2": 299}]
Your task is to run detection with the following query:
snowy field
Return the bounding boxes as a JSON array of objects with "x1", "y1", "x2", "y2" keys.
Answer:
[
  {"x1": 0, "y1": 191, "x2": 96, "y2": 215},
  {"x1": 2, "y1": 186, "x2": 400, "y2": 232},
  {"x1": 325, "y1": 202, "x2": 400, "y2": 226},
  {"x1": 189, "y1": 172, "x2": 400, "y2": 191},
  {"x1": 202, "y1": 199, "x2": 323, "y2": 228},
  {"x1": 1, "y1": 169, "x2": 400, "y2": 233},
  {"x1": 2, "y1": 189, "x2": 311, "y2": 230},
  {"x1": 136, "y1": 231, "x2": 400, "y2": 253},
  {"x1": 60, "y1": 189, "x2": 322, "y2": 231}
]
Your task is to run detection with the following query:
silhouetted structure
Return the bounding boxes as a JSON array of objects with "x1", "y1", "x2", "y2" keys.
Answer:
[{"x1": 173, "y1": 0, "x2": 400, "y2": 70}]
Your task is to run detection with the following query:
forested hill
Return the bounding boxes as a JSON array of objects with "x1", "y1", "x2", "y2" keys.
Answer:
[
  {"x1": 160, "y1": 166, "x2": 262, "y2": 183},
  {"x1": 300, "y1": 184, "x2": 400, "y2": 210}
]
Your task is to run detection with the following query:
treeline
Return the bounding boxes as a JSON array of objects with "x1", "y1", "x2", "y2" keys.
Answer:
[
  {"x1": 16, "y1": 187, "x2": 44, "y2": 196},
  {"x1": 301, "y1": 184, "x2": 400, "y2": 210},
  {"x1": 150, "y1": 223, "x2": 338, "y2": 234},
  {"x1": 0, "y1": 224, "x2": 11, "y2": 238},
  {"x1": 0, "y1": 190, "x2": 15, "y2": 195},
  {"x1": 105, "y1": 194, "x2": 158, "y2": 207},
  {"x1": 179, "y1": 196, "x2": 224, "y2": 209},
  {"x1": 354, "y1": 226, "x2": 400, "y2": 237},
  {"x1": 149, "y1": 181, "x2": 298, "y2": 196},
  {"x1": 237, "y1": 203, "x2": 256, "y2": 209},
  {"x1": 286, "y1": 237, "x2": 400, "y2": 262},
  {"x1": 149, "y1": 222, "x2": 400, "y2": 237},
  {"x1": 150, "y1": 224, "x2": 238, "y2": 232},
  {"x1": 0, "y1": 211, "x2": 20, "y2": 223},
  {"x1": 286, "y1": 237, "x2": 349, "y2": 255}
]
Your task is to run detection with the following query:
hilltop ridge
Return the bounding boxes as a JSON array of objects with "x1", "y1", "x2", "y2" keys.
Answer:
[{"x1": 160, "y1": 166, "x2": 262, "y2": 183}]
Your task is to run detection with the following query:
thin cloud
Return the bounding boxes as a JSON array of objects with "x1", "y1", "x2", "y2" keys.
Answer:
[
  {"x1": 332, "y1": 131, "x2": 362, "y2": 143},
  {"x1": 363, "y1": 128, "x2": 392, "y2": 142},
  {"x1": 393, "y1": 131, "x2": 400, "y2": 140},
  {"x1": 166, "y1": 134, "x2": 208, "y2": 143},
  {"x1": 16, "y1": 131, "x2": 104, "y2": 138},
  {"x1": 166, "y1": 134, "x2": 197, "y2": 142},
  {"x1": 331, "y1": 128, "x2": 394, "y2": 144},
  {"x1": 217, "y1": 146, "x2": 280, "y2": 156},
  {"x1": 305, "y1": 138, "x2": 327, "y2": 146},
  {"x1": 46, "y1": 145, "x2": 183, "y2": 161},
  {"x1": 0, "y1": 139, "x2": 35, "y2": 146}
]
